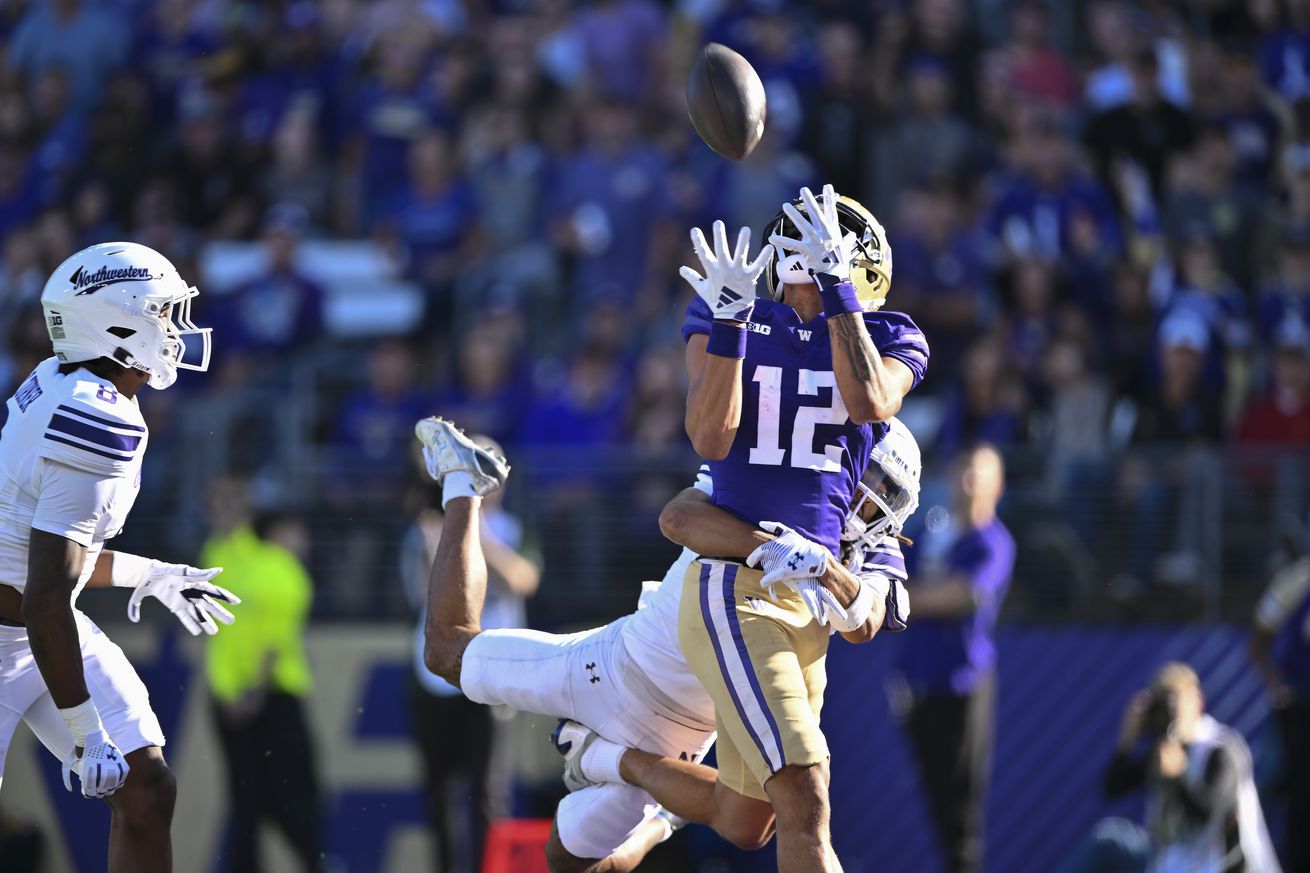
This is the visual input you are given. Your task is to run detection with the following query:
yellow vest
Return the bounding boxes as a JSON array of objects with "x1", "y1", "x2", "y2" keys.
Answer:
[{"x1": 200, "y1": 525, "x2": 313, "y2": 701}]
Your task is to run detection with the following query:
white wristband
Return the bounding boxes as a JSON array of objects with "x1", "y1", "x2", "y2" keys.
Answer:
[
  {"x1": 109, "y1": 552, "x2": 153, "y2": 588},
  {"x1": 59, "y1": 698, "x2": 103, "y2": 748},
  {"x1": 828, "y1": 579, "x2": 876, "y2": 633}
]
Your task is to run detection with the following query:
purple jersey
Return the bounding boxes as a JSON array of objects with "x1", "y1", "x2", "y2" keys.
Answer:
[{"x1": 682, "y1": 298, "x2": 929, "y2": 554}]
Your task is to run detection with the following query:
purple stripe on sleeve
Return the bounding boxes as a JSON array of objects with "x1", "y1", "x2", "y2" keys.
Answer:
[
  {"x1": 700, "y1": 562, "x2": 774, "y2": 771},
  {"x1": 48, "y1": 414, "x2": 141, "y2": 452},
  {"x1": 57, "y1": 404, "x2": 145, "y2": 432},
  {"x1": 722, "y1": 565, "x2": 786, "y2": 771},
  {"x1": 44, "y1": 433, "x2": 133, "y2": 462}
]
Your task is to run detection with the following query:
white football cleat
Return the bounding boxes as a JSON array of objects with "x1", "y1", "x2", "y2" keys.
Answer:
[
  {"x1": 414, "y1": 416, "x2": 510, "y2": 495},
  {"x1": 551, "y1": 719, "x2": 599, "y2": 792}
]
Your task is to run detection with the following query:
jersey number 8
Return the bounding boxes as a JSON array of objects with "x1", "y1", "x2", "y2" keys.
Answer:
[{"x1": 749, "y1": 365, "x2": 848, "y2": 472}]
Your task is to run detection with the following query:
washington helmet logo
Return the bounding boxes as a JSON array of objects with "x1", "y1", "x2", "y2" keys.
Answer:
[{"x1": 69, "y1": 265, "x2": 156, "y2": 296}]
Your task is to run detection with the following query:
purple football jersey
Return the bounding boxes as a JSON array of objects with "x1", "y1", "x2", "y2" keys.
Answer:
[{"x1": 683, "y1": 298, "x2": 930, "y2": 554}]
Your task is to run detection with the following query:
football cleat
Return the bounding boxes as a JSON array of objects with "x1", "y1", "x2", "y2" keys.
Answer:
[
  {"x1": 414, "y1": 416, "x2": 510, "y2": 495},
  {"x1": 551, "y1": 719, "x2": 599, "y2": 792}
]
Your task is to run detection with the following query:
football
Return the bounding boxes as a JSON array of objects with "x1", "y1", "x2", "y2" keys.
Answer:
[{"x1": 686, "y1": 43, "x2": 767, "y2": 160}]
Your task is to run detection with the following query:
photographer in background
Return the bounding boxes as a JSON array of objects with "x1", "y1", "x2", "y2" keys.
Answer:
[
  {"x1": 1250, "y1": 556, "x2": 1310, "y2": 873},
  {"x1": 1057, "y1": 663, "x2": 1280, "y2": 873}
]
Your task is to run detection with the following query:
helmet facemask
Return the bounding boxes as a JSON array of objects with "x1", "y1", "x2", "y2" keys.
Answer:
[
  {"x1": 130, "y1": 285, "x2": 211, "y2": 389},
  {"x1": 843, "y1": 465, "x2": 919, "y2": 553}
]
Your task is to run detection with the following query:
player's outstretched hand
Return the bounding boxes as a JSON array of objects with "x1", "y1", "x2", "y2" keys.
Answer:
[
  {"x1": 748, "y1": 521, "x2": 829, "y2": 597},
  {"x1": 679, "y1": 220, "x2": 773, "y2": 323},
  {"x1": 62, "y1": 728, "x2": 129, "y2": 798},
  {"x1": 127, "y1": 562, "x2": 239, "y2": 636},
  {"x1": 769, "y1": 184, "x2": 852, "y2": 282}
]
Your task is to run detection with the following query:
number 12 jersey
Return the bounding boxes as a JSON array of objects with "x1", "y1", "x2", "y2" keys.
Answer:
[{"x1": 682, "y1": 298, "x2": 929, "y2": 555}]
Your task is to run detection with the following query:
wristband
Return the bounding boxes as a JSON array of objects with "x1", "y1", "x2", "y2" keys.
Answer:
[
  {"x1": 109, "y1": 552, "x2": 153, "y2": 588},
  {"x1": 706, "y1": 321, "x2": 747, "y2": 359},
  {"x1": 816, "y1": 273, "x2": 861, "y2": 317},
  {"x1": 828, "y1": 578, "x2": 876, "y2": 633},
  {"x1": 59, "y1": 698, "x2": 103, "y2": 748}
]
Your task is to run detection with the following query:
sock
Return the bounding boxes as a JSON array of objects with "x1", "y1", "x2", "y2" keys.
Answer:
[
  {"x1": 442, "y1": 471, "x2": 478, "y2": 509},
  {"x1": 580, "y1": 737, "x2": 627, "y2": 785}
]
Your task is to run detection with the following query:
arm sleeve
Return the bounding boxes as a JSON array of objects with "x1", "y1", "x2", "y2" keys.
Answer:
[
  {"x1": 681, "y1": 297, "x2": 714, "y2": 343},
  {"x1": 865, "y1": 311, "x2": 930, "y2": 390},
  {"x1": 29, "y1": 459, "x2": 115, "y2": 548}
]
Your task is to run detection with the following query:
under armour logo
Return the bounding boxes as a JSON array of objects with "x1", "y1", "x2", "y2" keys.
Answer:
[
  {"x1": 106, "y1": 750, "x2": 117, "y2": 761},
  {"x1": 787, "y1": 553, "x2": 804, "y2": 571},
  {"x1": 585, "y1": 662, "x2": 601, "y2": 684}
]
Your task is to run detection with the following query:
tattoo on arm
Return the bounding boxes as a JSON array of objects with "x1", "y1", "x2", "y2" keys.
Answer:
[{"x1": 830, "y1": 312, "x2": 879, "y2": 384}]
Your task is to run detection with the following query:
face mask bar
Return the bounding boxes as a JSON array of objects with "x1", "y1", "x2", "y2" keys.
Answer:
[
  {"x1": 842, "y1": 472, "x2": 916, "y2": 549},
  {"x1": 151, "y1": 285, "x2": 211, "y2": 373}
]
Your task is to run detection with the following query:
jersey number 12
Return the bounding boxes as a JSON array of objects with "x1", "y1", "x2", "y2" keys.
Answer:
[{"x1": 749, "y1": 365, "x2": 848, "y2": 471}]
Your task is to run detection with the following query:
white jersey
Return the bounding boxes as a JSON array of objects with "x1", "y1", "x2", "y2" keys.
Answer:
[
  {"x1": 0, "y1": 358, "x2": 147, "y2": 601},
  {"x1": 619, "y1": 465, "x2": 906, "y2": 730}
]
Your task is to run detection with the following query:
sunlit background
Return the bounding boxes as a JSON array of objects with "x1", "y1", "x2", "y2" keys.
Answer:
[{"x1": 0, "y1": 1, "x2": 1307, "y2": 872}]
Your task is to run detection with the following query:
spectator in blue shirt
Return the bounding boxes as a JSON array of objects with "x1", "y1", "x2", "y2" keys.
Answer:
[
  {"x1": 892, "y1": 182, "x2": 990, "y2": 384},
  {"x1": 6, "y1": 0, "x2": 127, "y2": 111},
  {"x1": 346, "y1": 37, "x2": 446, "y2": 229},
  {"x1": 213, "y1": 203, "x2": 325, "y2": 386},
  {"x1": 988, "y1": 111, "x2": 1123, "y2": 267},
  {"x1": 894, "y1": 443, "x2": 1015, "y2": 873},
  {"x1": 390, "y1": 129, "x2": 480, "y2": 288},
  {"x1": 550, "y1": 98, "x2": 673, "y2": 310},
  {"x1": 1258, "y1": 221, "x2": 1310, "y2": 342}
]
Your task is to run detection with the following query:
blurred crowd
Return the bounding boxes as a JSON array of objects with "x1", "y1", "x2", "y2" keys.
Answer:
[{"x1": 0, "y1": 0, "x2": 1307, "y2": 612}]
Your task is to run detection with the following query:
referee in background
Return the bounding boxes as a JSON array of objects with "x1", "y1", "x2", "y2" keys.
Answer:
[
  {"x1": 202, "y1": 479, "x2": 323, "y2": 873},
  {"x1": 890, "y1": 444, "x2": 1015, "y2": 873}
]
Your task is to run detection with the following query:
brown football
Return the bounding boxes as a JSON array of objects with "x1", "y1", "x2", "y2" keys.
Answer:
[{"x1": 686, "y1": 43, "x2": 767, "y2": 160}]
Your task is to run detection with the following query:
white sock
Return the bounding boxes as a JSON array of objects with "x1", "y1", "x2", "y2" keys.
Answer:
[
  {"x1": 580, "y1": 737, "x2": 627, "y2": 785},
  {"x1": 442, "y1": 471, "x2": 478, "y2": 509}
]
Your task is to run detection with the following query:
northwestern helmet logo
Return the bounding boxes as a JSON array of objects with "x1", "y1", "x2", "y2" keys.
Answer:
[{"x1": 69, "y1": 264, "x2": 157, "y2": 295}]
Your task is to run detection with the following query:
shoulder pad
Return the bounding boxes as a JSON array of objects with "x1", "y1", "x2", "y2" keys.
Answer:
[
  {"x1": 39, "y1": 379, "x2": 146, "y2": 476},
  {"x1": 864, "y1": 310, "x2": 930, "y2": 390},
  {"x1": 858, "y1": 536, "x2": 907, "y2": 581}
]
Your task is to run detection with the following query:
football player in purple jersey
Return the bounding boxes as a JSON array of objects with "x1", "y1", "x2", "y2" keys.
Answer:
[{"x1": 664, "y1": 185, "x2": 927, "y2": 872}]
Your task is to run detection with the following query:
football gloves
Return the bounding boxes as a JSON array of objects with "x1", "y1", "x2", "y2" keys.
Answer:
[
  {"x1": 769, "y1": 184, "x2": 853, "y2": 283},
  {"x1": 747, "y1": 521, "x2": 830, "y2": 599},
  {"x1": 62, "y1": 727, "x2": 130, "y2": 799},
  {"x1": 680, "y1": 220, "x2": 773, "y2": 322},
  {"x1": 127, "y1": 562, "x2": 238, "y2": 636}
]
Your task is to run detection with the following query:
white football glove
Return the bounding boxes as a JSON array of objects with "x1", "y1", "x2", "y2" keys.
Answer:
[
  {"x1": 127, "y1": 562, "x2": 239, "y2": 636},
  {"x1": 769, "y1": 184, "x2": 853, "y2": 282},
  {"x1": 62, "y1": 727, "x2": 129, "y2": 798},
  {"x1": 679, "y1": 220, "x2": 773, "y2": 322},
  {"x1": 747, "y1": 521, "x2": 830, "y2": 599}
]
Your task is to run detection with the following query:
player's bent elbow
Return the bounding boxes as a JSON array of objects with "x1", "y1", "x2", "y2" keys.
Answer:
[
  {"x1": 847, "y1": 393, "x2": 900, "y2": 425},
  {"x1": 688, "y1": 430, "x2": 732, "y2": 461}
]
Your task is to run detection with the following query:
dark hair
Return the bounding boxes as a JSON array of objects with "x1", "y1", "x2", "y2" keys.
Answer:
[
  {"x1": 252, "y1": 509, "x2": 299, "y2": 541},
  {"x1": 58, "y1": 357, "x2": 126, "y2": 381}
]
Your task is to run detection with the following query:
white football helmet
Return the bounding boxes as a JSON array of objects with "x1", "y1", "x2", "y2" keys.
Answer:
[
  {"x1": 763, "y1": 192, "x2": 893, "y2": 310},
  {"x1": 843, "y1": 417, "x2": 921, "y2": 549},
  {"x1": 40, "y1": 242, "x2": 211, "y2": 390}
]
